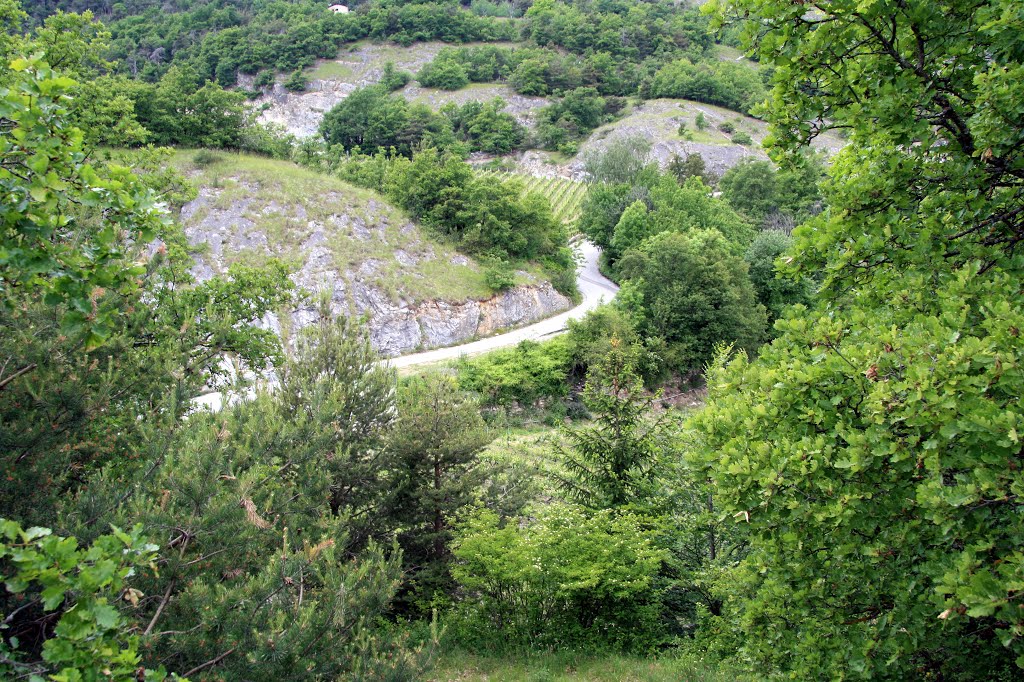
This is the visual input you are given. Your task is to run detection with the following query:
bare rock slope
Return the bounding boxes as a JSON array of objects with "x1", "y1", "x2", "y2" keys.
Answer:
[
  {"x1": 251, "y1": 41, "x2": 546, "y2": 138},
  {"x1": 174, "y1": 152, "x2": 570, "y2": 357}
]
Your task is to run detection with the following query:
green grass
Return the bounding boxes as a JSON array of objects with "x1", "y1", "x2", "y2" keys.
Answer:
[
  {"x1": 428, "y1": 651, "x2": 752, "y2": 682},
  {"x1": 305, "y1": 61, "x2": 354, "y2": 81}
]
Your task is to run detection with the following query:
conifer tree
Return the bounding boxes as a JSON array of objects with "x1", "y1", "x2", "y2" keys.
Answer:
[
  {"x1": 554, "y1": 340, "x2": 668, "y2": 509},
  {"x1": 388, "y1": 374, "x2": 493, "y2": 606}
]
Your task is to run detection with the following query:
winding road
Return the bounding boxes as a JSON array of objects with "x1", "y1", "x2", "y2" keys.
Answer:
[
  {"x1": 389, "y1": 240, "x2": 618, "y2": 369},
  {"x1": 193, "y1": 241, "x2": 616, "y2": 410}
]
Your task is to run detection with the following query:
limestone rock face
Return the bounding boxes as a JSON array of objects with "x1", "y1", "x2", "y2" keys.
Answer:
[{"x1": 178, "y1": 183, "x2": 572, "y2": 358}]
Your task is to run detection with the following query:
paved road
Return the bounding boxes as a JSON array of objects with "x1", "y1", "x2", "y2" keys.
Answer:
[
  {"x1": 389, "y1": 240, "x2": 617, "y2": 369},
  {"x1": 193, "y1": 241, "x2": 616, "y2": 410}
]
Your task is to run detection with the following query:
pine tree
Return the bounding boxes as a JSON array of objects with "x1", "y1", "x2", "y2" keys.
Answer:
[{"x1": 388, "y1": 374, "x2": 492, "y2": 606}]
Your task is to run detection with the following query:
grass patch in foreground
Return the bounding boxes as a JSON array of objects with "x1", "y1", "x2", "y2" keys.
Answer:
[{"x1": 428, "y1": 651, "x2": 749, "y2": 682}]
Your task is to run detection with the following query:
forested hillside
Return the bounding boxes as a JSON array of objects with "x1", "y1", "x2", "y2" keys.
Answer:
[{"x1": 2, "y1": 0, "x2": 1022, "y2": 680}]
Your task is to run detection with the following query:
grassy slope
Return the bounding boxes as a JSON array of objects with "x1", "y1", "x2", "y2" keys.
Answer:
[
  {"x1": 429, "y1": 651, "x2": 750, "y2": 682},
  {"x1": 172, "y1": 151, "x2": 506, "y2": 303}
]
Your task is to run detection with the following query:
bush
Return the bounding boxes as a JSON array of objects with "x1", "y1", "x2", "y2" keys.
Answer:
[
  {"x1": 457, "y1": 338, "x2": 572, "y2": 407},
  {"x1": 718, "y1": 121, "x2": 736, "y2": 134},
  {"x1": 418, "y1": 57, "x2": 470, "y2": 90},
  {"x1": 284, "y1": 69, "x2": 308, "y2": 92},
  {"x1": 730, "y1": 131, "x2": 753, "y2": 145},
  {"x1": 483, "y1": 258, "x2": 517, "y2": 291},
  {"x1": 254, "y1": 70, "x2": 275, "y2": 89},
  {"x1": 449, "y1": 505, "x2": 668, "y2": 653}
]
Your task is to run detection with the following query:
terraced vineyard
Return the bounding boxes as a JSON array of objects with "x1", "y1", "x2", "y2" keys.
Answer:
[{"x1": 479, "y1": 171, "x2": 588, "y2": 232}]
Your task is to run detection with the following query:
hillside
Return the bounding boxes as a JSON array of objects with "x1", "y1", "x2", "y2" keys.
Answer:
[
  {"x1": 250, "y1": 42, "x2": 840, "y2": 181},
  {"x1": 251, "y1": 41, "x2": 546, "y2": 138},
  {"x1": 172, "y1": 152, "x2": 571, "y2": 356}
]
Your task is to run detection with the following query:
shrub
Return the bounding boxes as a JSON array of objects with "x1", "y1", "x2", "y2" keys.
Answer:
[
  {"x1": 457, "y1": 338, "x2": 572, "y2": 407},
  {"x1": 449, "y1": 505, "x2": 668, "y2": 653},
  {"x1": 284, "y1": 69, "x2": 308, "y2": 92},
  {"x1": 254, "y1": 70, "x2": 275, "y2": 89},
  {"x1": 418, "y1": 57, "x2": 470, "y2": 90},
  {"x1": 731, "y1": 131, "x2": 753, "y2": 145},
  {"x1": 483, "y1": 258, "x2": 517, "y2": 291},
  {"x1": 718, "y1": 121, "x2": 736, "y2": 134},
  {"x1": 192, "y1": 149, "x2": 222, "y2": 167}
]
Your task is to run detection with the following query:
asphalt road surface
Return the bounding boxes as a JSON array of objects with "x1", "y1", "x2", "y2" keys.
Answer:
[{"x1": 389, "y1": 240, "x2": 618, "y2": 369}]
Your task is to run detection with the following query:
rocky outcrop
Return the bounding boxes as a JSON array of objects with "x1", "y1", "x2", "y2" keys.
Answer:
[
  {"x1": 258, "y1": 277, "x2": 571, "y2": 358},
  {"x1": 177, "y1": 176, "x2": 572, "y2": 358}
]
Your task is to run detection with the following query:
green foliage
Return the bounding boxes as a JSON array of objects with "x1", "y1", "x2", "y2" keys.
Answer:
[
  {"x1": 380, "y1": 61, "x2": 411, "y2": 91},
  {"x1": 553, "y1": 343, "x2": 667, "y2": 509},
  {"x1": 483, "y1": 257, "x2": 517, "y2": 292},
  {"x1": 648, "y1": 59, "x2": 765, "y2": 113},
  {"x1": 689, "y1": 0, "x2": 1024, "y2": 676},
  {"x1": 618, "y1": 230, "x2": 766, "y2": 372},
  {"x1": 131, "y1": 65, "x2": 250, "y2": 148},
  {"x1": 443, "y1": 98, "x2": 526, "y2": 155},
  {"x1": 667, "y1": 153, "x2": 714, "y2": 186},
  {"x1": 450, "y1": 505, "x2": 667, "y2": 653},
  {"x1": 718, "y1": 156, "x2": 823, "y2": 230},
  {"x1": 695, "y1": 112, "x2": 707, "y2": 130},
  {"x1": 457, "y1": 338, "x2": 572, "y2": 408},
  {"x1": 389, "y1": 374, "x2": 493, "y2": 608},
  {"x1": 0, "y1": 521, "x2": 174, "y2": 681},
  {"x1": 714, "y1": 0, "x2": 1024, "y2": 295},
  {"x1": 565, "y1": 305, "x2": 664, "y2": 386},
  {"x1": 283, "y1": 68, "x2": 308, "y2": 92},
  {"x1": 319, "y1": 86, "x2": 454, "y2": 156},
  {"x1": 729, "y1": 131, "x2": 752, "y2": 146},
  {"x1": 0, "y1": 57, "x2": 167, "y2": 347},
  {"x1": 537, "y1": 87, "x2": 620, "y2": 152},
  {"x1": 582, "y1": 136, "x2": 654, "y2": 186},
  {"x1": 372, "y1": 148, "x2": 573, "y2": 284},
  {"x1": 0, "y1": 254, "x2": 293, "y2": 525},
  {"x1": 743, "y1": 230, "x2": 811, "y2": 329},
  {"x1": 418, "y1": 54, "x2": 470, "y2": 90},
  {"x1": 64, "y1": 308, "x2": 433, "y2": 680},
  {"x1": 690, "y1": 269, "x2": 1024, "y2": 678}
]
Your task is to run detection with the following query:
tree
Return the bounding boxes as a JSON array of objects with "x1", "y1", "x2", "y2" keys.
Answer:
[
  {"x1": 618, "y1": 230, "x2": 766, "y2": 372},
  {"x1": 0, "y1": 58, "x2": 166, "y2": 346},
  {"x1": 553, "y1": 341, "x2": 667, "y2": 509},
  {"x1": 610, "y1": 199, "x2": 655, "y2": 257},
  {"x1": 668, "y1": 153, "x2": 714, "y2": 186},
  {"x1": 718, "y1": 157, "x2": 822, "y2": 229},
  {"x1": 687, "y1": 0, "x2": 1024, "y2": 676},
  {"x1": 743, "y1": 230, "x2": 811, "y2": 329},
  {"x1": 0, "y1": 521, "x2": 174, "y2": 681},
  {"x1": 582, "y1": 135, "x2": 654, "y2": 186},
  {"x1": 690, "y1": 270, "x2": 1024, "y2": 679},
  {"x1": 64, "y1": 310, "x2": 429, "y2": 680},
  {"x1": 417, "y1": 55, "x2": 469, "y2": 90},
  {"x1": 388, "y1": 374, "x2": 493, "y2": 606},
  {"x1": 277, "y1": 304, "x2": 398, "y2": 534},
  {"x1": 712, "y1": 0, "x2": 1024, "y2": 296}
]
